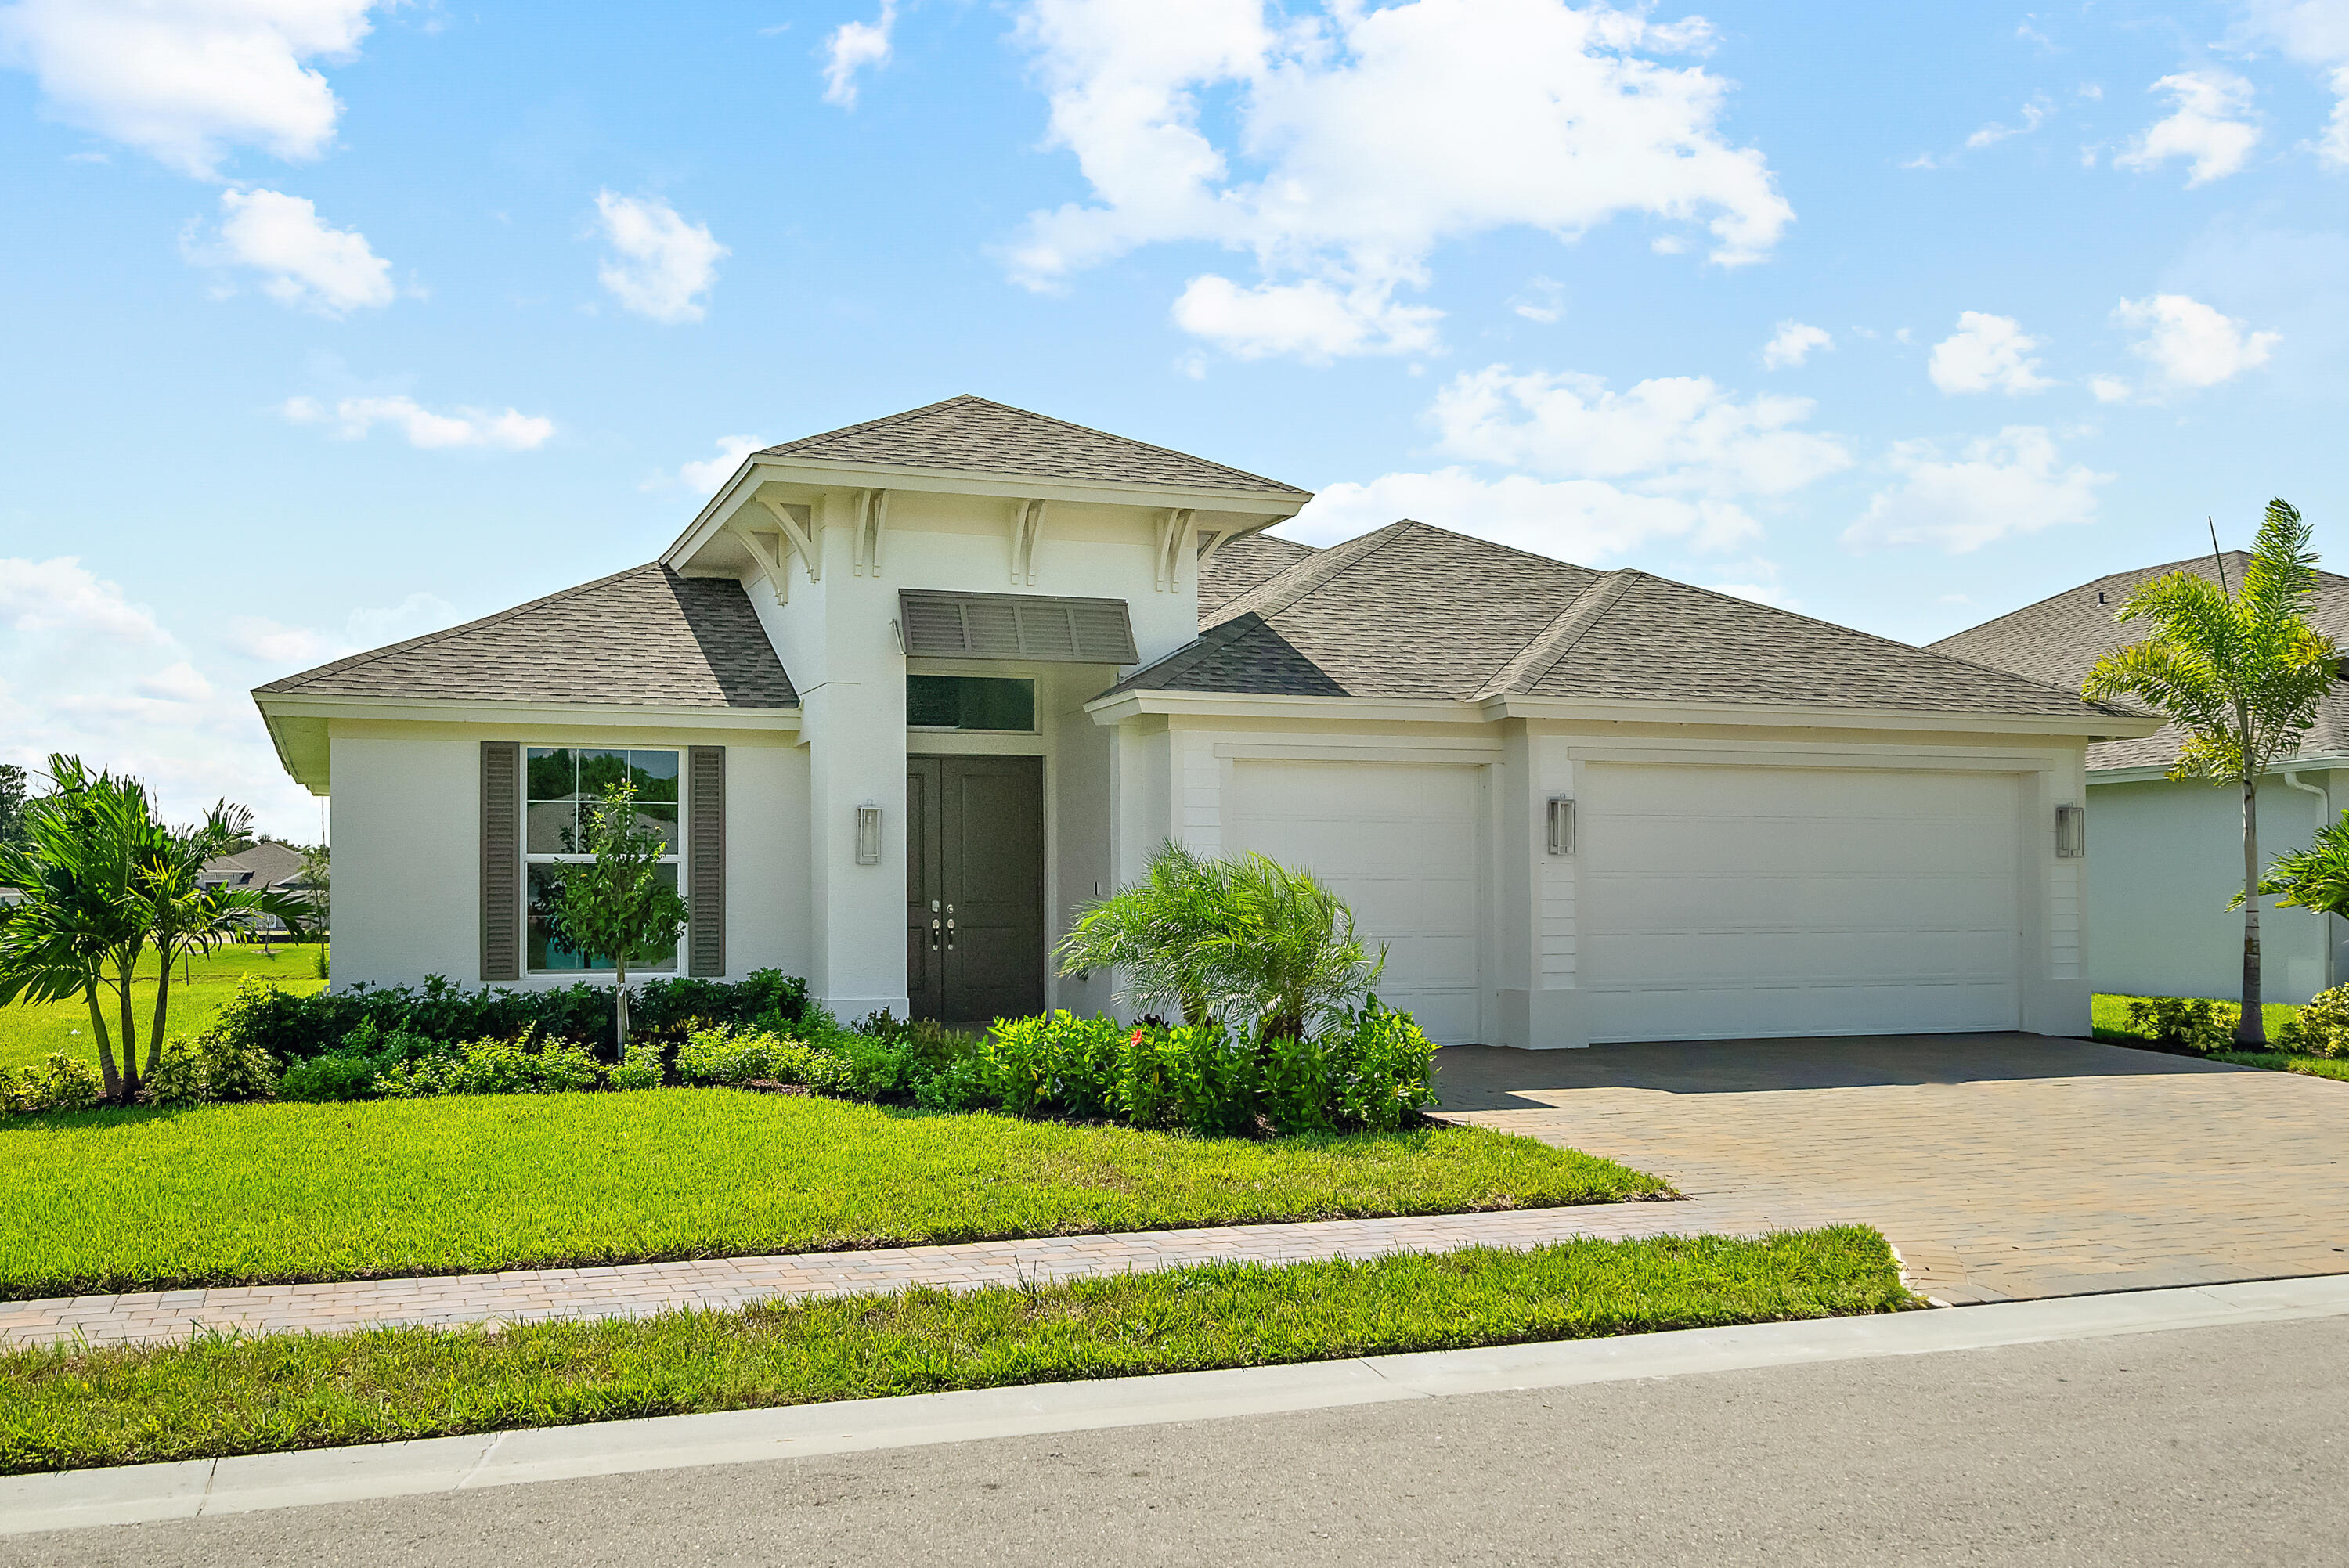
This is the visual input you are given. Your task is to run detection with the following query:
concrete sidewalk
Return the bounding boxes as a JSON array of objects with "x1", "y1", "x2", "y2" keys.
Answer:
[
  {"x1": 8, "y1": 1274, "x2": 2347, "y2": 1540},
  {"x1": 0, "y1": 1195, "x2": 1838, "y2": 1351}
]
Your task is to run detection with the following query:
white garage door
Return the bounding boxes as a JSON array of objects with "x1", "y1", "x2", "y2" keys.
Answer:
[
  {"x1": 1579, "y1": 764, "x2": 2022, "y2": 1042},
  {"x1": 1227, "y1": 760, "x2": 1484, "y2": 1044}
]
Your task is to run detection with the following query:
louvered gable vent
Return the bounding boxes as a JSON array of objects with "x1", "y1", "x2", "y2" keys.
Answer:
[{"x1": 897, "y1": 590, "x2": 1138, "y2": 664}]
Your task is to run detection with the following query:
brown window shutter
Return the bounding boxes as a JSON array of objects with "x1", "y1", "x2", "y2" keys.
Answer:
[
  {"x1": 687, "y1": 745, "x2": 726, "y2": 977},
  {"x1": 480, "y1": 742, "x2": 521, "y2": 982}
]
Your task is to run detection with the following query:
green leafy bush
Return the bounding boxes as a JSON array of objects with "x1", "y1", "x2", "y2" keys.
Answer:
[
  {"x1": 978, "y1": 1011, "x2": 1122, "y2": 1119},
  {"x1": 0, "y1": 1052, "x2": 106, "y2": 1116},
  {"x1": 2123, "y1": 996, "x2": 2237, "y2": 1053},
  {"x1": 373, "y1": 1036, "x2": 601, "y2": 1098},
  {"x1": 2278, "y1": 986, "x2": 2349, "y2": 1057},
  {"x1": 674, "y1": 1025, "x2": 848, "y2": 1092},
  {"x1": 606, "y1": 1040, "x2": 666, "y2": 1091},
  {"x1": 140, "y1": 1033, "x2": 282, "y2": 1108},
  {"x1": 1322, "y1": 1002, "x2": 1438, "y2": 1132}
]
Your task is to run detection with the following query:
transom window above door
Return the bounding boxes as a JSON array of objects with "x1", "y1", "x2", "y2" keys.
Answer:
[
  {"x1": 907, "y1": 675, "x2": 1037, "y2": 733},
  {"x1": 523, "y1": 747, "x2": 680, "y2": 974}
]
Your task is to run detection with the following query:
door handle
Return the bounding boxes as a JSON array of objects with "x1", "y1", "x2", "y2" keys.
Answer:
[
  {"x1": 945, "y1": 916, "x2": 956, "y2": 951},
  {"x1": 929, "y1": 917, "x2": 941, "y2": 951}
]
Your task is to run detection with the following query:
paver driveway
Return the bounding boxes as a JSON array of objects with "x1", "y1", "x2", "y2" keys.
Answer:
[{"x1": 1434, "y1": 1033, "x2": 2349, "y2": 1302}]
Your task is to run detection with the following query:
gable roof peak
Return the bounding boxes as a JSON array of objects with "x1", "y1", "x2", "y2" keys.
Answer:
[{"x1": 753, "y1": 394, "x2": 1308, "y2": 497}]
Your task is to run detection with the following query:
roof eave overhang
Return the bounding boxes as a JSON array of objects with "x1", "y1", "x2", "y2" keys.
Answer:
[
  {"x1": 2089, "y1": 753, "x2": 2349, "y2": 786},
  {"x1": 1483, "y1": 694, "x2": 2164, "y2": 737},
  {"x1": 1085, "y1": 687, "x2": 2163, "y2": 739},
  {"x1": 251, "y1": 692, "x2": 802, "y2": 794},
  {"x1": 662, "y1": 456, "x2": 1309, "y2": 572}
]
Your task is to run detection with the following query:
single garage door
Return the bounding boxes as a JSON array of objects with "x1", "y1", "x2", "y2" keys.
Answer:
[
  {"x1": 1227, "y1": 759, "x2": 1484, "y2": 1044},
  {"x1": 1579, "y1": 763, "x2": 2022, "y2": 1042}
]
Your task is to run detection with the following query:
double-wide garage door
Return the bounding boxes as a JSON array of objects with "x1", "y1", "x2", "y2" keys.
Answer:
[
  {"x1": 1579, "y1": 763, "x2": 2023, "y2": 1041},
  {"x1": 1226, "y1": 756, "x2": 2025, "y2": 1046},
  {"x1": 1228, "y1": 760, "x2": 1483, "y2": 1044}
]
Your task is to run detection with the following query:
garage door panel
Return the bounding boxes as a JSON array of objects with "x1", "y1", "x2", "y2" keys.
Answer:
[
  {"x1": 1228, "y1": 759, "x2": 1484, "y2": 1046},
  {"x1": 1580, "y1": 763, "x2": 2021, "y2": 1042}
]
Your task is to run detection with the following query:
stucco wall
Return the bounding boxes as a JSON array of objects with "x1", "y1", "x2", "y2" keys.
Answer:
[
  {"x1": 2087, "y1": 773, "x2": 2341, "y2": 1004},
  {"x1": 328, "y1": 719, "x2": 810, "y2": 993}
]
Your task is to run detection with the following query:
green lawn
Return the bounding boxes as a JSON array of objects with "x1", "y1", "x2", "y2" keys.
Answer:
[
  {"x1": 0, "y1": 945, "x2": 325, "y2": 1073},
  {"x1": 2091, "y1": 992, "x2": 2348, "y2": 1083},
  {"x1": 0, "y1": 1227, "x2": 1909, "y2": 1475},
  {"x1": 0, "y1": 1090, "x2": 1668, "y2": 1299}
]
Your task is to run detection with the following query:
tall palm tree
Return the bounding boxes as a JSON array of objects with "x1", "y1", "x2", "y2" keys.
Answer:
[{"x1": 2084, "y1": 500, "x2": 2340, "y2": 1047}]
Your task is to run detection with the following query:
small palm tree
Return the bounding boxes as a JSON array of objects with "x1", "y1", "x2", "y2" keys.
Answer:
[
  {"x1": 2084, "y1": 499, "x2": 2340, "y2": 1047},
  {"x1": 2234, "y1": 813, "x2": 2349, "y2": 924},
  {"x1": 0, "y1": 757, "x2": 161, "y2": 1101},
  {"x1": 139, "y1": 801, "x2": 312, "y2": 1066},
  {"x1": 1054, "y1": 842, "x2": 1233, "y2": 1025}
]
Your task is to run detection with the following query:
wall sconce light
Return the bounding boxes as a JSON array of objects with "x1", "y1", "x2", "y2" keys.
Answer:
[
  {"x1": 1546, "y1": 796, "x2": 1575, "y2": 856},
  {"x1": 2055, "y1": 804, "x2": 2086, "y2": 859},
  {"x1": 856, "y1": 802, "x2": 882, "y2": 865}
]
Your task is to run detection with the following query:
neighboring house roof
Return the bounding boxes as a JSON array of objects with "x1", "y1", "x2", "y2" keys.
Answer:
[
  {"x1": 256, "y1": 564, "x2": 798, "y2": 709},
  {"x1": 200, "y1": 839, "x2": 308, "y2": 891},
  {"x1": 1929, "y1": 553, "x2": 2349, "y2": 772},
  {"x1": 756, "y1": 395, "x2": 1309, "y2": 497},
  {"x1": 1199, "y1": 532, "x2": 1319, "y2": 621},
  {"x1": 1116, "y1": 519, "x2": 2137, "y2": 723}
]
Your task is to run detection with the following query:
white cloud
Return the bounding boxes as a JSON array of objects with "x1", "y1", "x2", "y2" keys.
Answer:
[
  {"x1": 2114, "y1": 70, "x2": 2261, "y2": 186},
  {"x1": 1760, "y1": 320, "x2": 1831, "y2": 369},
  {"x1": 593, "y1": 191, "x2": 727, "y2": 324},
  {"x1": 1845, "y1": 427, "x2": 2109, "y2": 553},
  {"x1": 2113, "y1": 292, "x2": 2280, "y2": 391},
  {"x1": 1285, "y1": 467, "x2": 1762, "y2": 561},
  {"x1": 1928, "y1": 312, "x2": 2055, "y2": 395},
  {"x1": 2089, "y1": 374, "x2": 2135, "y2": 403},
  {"x1": 1170, "y1": 274, "x2": 1442, "y2": 360},
  {"x1": 1007, "y1": 0, "x2": 1792, "y2": 361},
  {"x1": 0, "y1": 557, "x2": 314, "y2": 833},
  {"x1": 822, "y1": 0, "x2": 896, "y2": 107},
  {"x1": 1431, "y1": 364, "x2": 1853, "y2": 498},
  {"x1": 226, "y1": 617, "x2": 330, "y2": 665},
  {"x1": 229, "y1": 593, "x2": 455, "y2": 669},
  {"x1": 0, "y1": 0, "x2": 381, "y2": 178},
  {"x1": 1965, "y1": 97, "x2": 2050, "y2": 150},
  {"x1": 189, "y1": 186, "x2": 393, "y2": 315},
  {"x1": 345, "y1": 592, "x2": 455, "y2": 647},
  {"x1": 672, "y1": 434, "x2": 767, "y2": 494},
  {"x1": 1510, "y1": 276, "x2": 1565, "y2": 324},
  {"x1": 280, "y1": 395, "x2": 555, "y2": 450},
  {"x1": 2237, "y1": 2, "x2": 2349, "y2": 165}
]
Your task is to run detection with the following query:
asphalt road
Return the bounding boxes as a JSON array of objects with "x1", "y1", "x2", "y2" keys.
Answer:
[{"x1": 12, "y1": 1314, "x2": 2346, "y2": 1567}]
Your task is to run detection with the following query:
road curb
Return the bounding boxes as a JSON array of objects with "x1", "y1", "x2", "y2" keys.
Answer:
[{"x1": 7, "y1": 1272, "x2": 2347, "y2": 1537}]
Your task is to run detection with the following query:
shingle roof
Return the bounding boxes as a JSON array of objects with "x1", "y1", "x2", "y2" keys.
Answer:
[
  {"x1": 1113, "y1": 519, "x2": 2135, "y2": 723},
  {"x1": 1200, "y1": 532, "x2": 1319, "y2": 620},
  {"x1": 256, "y1": 564, "x2": 797, "y2": 708},
  {"x1": 756, "y1": 395, "x2": 1308, "y2": 496},
  {"x1": 1930, "y1": 553, "x2": 2349, "y2": 770}
]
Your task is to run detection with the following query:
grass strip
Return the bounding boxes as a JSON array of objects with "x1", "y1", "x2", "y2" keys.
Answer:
[
  {"x1": 2206, "y1": 1050, "x2": 2349, "y2": 1083},
  {"x1": 0, "y1": 1091, "x2": 1669, "y2": 1300},
  {"x1": 0, "y1": 1227, "x2": 1911, "y2": 1475}
]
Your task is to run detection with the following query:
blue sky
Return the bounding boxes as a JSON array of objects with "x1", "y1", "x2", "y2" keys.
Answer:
[{"x1": 3, "y1": 0, "x2": 2345, "y2": 836}]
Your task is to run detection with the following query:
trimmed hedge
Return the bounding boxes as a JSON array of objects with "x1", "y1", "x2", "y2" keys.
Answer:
[{"x1": 207, "y1": 968, "x2": 810, "y2": 1062}]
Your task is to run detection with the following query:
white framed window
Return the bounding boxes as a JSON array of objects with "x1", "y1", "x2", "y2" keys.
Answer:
[{"x1": 523, "y1": 747, "x2": 683, "y2": 974}]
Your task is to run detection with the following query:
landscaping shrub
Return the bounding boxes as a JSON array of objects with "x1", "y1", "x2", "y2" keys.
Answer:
[
  {"x1": 1322, "y1": 1002, "x2": 1439, "y2": 1132},
  {"x1": 141, "y1": 1033, "x2": 281, "y2": 1108},
  {"x1": 605, "y1": 1040, "x2": 666, "y2": 1092},
  {"x1": 373, "y1": 1036, "x2": 601, "y2": 1098},
  {"x1": 2278, "y1": 986, "x2": 2349, "y2": 1058},
  {"x1": 2123, "y1": 996, "x2": 2236, "y2": 1054},
  {"x1": 674, "y1": 1025, "x2": 848, "y2": 1092},
  {"x1": 979, "y1": 1011, "x2": 1123, "y2": 1119},
  {"x1": 0, "y1": 1053, "x2": 106, "y2": 1116},
  {"x1": 208, "y1": 968, "x2": 811, "y2": 1063}
]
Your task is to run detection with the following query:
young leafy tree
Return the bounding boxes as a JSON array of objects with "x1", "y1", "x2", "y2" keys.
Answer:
[
  {"x1": 0, "y1": 763, "x2": 29, "y2": 849},
  {"x1": 2084, "y1": 499, "x2": 2340, "y2": 1046},
  {"x1": 557, "y1": 778, "x2": 688, "y2": 1047}
]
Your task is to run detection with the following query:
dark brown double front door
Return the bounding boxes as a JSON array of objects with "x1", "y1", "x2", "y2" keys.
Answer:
[{"x1": 906, "y1": 755, "x2": 1046, "y2": 1023}]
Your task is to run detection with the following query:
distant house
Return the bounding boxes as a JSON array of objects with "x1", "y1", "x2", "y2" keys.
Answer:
[
  {"x1": 1934, "y1": 552, "x2": 2349, "y2": 1005},
  {"x1": 201, "y1": 841, "x2": 320, "y2": 933}
]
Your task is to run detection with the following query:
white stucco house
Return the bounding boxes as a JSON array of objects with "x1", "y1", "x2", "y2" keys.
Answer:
[
  {"x1": 253, "y1": 395, "x2": 2156, "y2": 1048},
  {"x1": 1934, "y1": 553, "x2": 2349, "y2": 1006}
]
